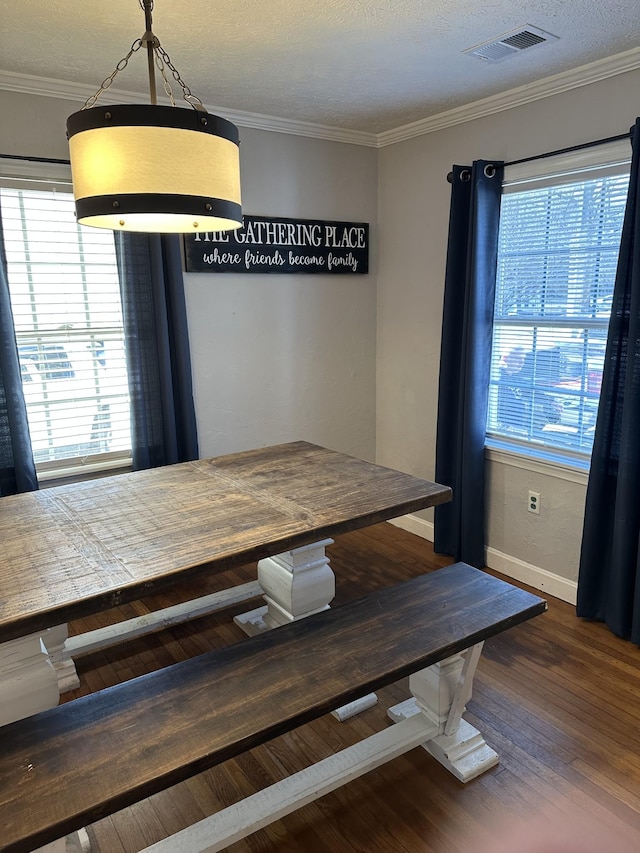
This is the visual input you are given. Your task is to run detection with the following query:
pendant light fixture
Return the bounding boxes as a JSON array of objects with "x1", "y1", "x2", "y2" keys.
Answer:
[{"x1": 66, "y1": 0, "x2": 242, "y2": 233}]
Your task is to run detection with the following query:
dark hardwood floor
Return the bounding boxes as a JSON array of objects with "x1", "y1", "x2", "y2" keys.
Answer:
[{"x1": 65, "y1": 522, "x2": 640, "y2": 852}]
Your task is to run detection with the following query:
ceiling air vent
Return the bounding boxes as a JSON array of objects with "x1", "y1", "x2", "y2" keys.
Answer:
[{"x1": 464, "y1": 25, "x2": 559, "y2": 62}]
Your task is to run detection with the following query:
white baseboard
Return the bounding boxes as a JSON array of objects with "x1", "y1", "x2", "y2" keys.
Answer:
[
  {"x1": 388, "y1": 515, "x2": 577, "y2": 605},
  {"x1": 484, "y1": 548, "x2": 577, "y2": 605},
  {"x1": 389, "y1": 514, "x2": 435, "y2": 540}
]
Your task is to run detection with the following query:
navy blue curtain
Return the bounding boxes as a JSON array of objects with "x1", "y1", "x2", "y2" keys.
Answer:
[
  {"x1": 0, "y1": 200, "x2": 38, "y2": 496},
  {"x1": 577, "y1": 119, "x2": 640, "y2": 644},
  {"x1": 115, "y1": 233, "x2": 199, "y2": 470},
  {"x1": 434, "y1": 161, "x2": 503, "y2": 567}
]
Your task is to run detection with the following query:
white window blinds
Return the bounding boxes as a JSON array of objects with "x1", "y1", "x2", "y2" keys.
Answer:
[
  {"x1": 1, "y1": 178, "x2": 131, "y2": 469},
  {"x1": 487, "y1": 140, "x2": 631, "y2": 462}
]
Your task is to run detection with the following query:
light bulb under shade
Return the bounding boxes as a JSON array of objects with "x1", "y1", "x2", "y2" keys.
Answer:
[{"x1": 67, "y1": 104, "x2": 242, "y2": 233}]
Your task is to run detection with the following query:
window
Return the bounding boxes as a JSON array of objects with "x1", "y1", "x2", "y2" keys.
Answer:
[
  {"x1": 1, "y1": 166, "x2": 131, "y2": 476},
  {"x1": 486, "y1": 141, "x2": 631, "y2": 466}
]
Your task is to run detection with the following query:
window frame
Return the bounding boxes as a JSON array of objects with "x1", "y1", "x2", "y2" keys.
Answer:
[
  {"x1": 0, "y1": 158, "x2": 132, "y2": 482},
  {"x1": 486, "y1": 139, "x2": 632, "y2": 472}
]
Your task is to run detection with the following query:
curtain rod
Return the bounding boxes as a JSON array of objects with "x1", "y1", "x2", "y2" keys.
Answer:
[
  {"x1": 1, "y1": 129, "x2": 634, "y2": 171},
  {"x1": 0, "y1": 153, "x2": 71, "y2": 165},
  {"x1": 503, "y1": 130, "x2": 631, "y2": 168}
]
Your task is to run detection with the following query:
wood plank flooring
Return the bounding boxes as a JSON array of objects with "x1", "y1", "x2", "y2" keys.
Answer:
[{"x1": 63, "y1": 522, "x2": 640, "y2": 852}]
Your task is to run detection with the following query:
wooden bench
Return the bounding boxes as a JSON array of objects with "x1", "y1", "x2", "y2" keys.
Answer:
[{"x1": 0, "y1": 563, "x2": 545, "y2": 853}]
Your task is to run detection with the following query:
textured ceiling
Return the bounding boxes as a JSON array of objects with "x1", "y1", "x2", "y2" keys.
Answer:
[{"x1": 1, "y1": 0, "x2": 640, "y2": 133}]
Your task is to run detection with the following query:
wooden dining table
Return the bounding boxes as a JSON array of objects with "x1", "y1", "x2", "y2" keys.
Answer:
[
  {"x1": 0, "y1": 441, "x2": 451, "y2": 725},
  {"x1": 0, "y1": 440, "x2": 452, "y2": 642},
  {"x1": 0, "y1": 441, "x2": 452, "y2": 728}
]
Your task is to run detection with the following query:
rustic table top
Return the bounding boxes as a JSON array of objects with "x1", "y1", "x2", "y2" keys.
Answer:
[{"x1": 0, "y1": 441, "x2": 451, "y2": 643}]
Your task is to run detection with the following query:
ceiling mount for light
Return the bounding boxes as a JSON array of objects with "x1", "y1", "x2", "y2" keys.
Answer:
[{"x1": 66, "y1": 0, "x2": 242, "y2": 233}]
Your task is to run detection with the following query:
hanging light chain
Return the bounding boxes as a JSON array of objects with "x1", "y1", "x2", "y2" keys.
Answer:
[
  {"x1": 82, "y1": 39, "x2": 143, "y2": 109},
  {"x1": 153, "y1": 43, "x2": 205, "y2": 111},
  {"x1": 154, "y1": 47, "x2": 176, "y2": 106},
  {"x1": 82, "y1": 0, "x2": 204, "y2": 112}
]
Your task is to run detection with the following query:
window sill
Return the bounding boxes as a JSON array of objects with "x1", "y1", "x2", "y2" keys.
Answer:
[
  {"x1": 36, "y1": 452, "x2": 133, "y2": 486},
  {"x1": 484, "y1": 441, "x2": 589, "y2": 485}
]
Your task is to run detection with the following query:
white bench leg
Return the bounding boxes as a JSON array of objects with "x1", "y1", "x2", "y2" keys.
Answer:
[
  {"x1": 388, "y1": 642, "x2": 499, "y2": 782},
  {"x1": 234, "y1": 539, "x2": 377, "y2": 720}
]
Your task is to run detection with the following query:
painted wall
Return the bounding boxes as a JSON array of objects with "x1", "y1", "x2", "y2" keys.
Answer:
[
  {"x1": 184, "y1": 127, "x2": 378, "y2": 460},
  {"x1": 376, "y1": 69, "x2": 640, "y2": 594},
  {"x1": 0, "y1": 91, "x2": 378, "y2": 463}
]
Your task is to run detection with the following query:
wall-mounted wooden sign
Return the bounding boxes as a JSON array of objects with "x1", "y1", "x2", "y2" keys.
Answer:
[{"x1": 184, "y1": 215, "x2": 369, "y2": 275}]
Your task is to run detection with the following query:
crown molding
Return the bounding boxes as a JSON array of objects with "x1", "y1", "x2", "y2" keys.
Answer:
[
  {"x1": 376, "y1": 46, "x2": 640, "y2": 147},
  {"x1": 0, "y1": 70, "x2": 378, "y2": 148},
  {"x1": 2, "y1": 45, "x2": 639, "y2": 150},
  {"x1": 225, "y1": 109, "x2": 378, "y2": 147}
]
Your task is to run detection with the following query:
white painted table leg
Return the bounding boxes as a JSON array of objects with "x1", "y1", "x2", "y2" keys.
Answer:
[
  {"x1": 45, "y1": 624, "x2": 80, "y2": 693},
  {"x1": 234, "y1": 539, "x2": 377, "y2": 720},
  {"x1": 387, "y1": 642, "x2": 498, "y2": 782},
  {"x1": 0, "y1": 633, "x2": 60, "y2": 727},
  {"x1": 234, "y1": 539, "x2": 336, "y2": 635}
]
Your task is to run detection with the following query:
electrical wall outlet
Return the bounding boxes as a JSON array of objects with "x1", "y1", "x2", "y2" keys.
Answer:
[{"x1": 528, "y1": 490, "x2": 541, "y2": 514}]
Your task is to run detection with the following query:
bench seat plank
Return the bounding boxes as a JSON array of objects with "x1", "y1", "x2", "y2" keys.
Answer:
[{"x1": 0, "y1": 564, "x2": 545, "y2": 853}]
